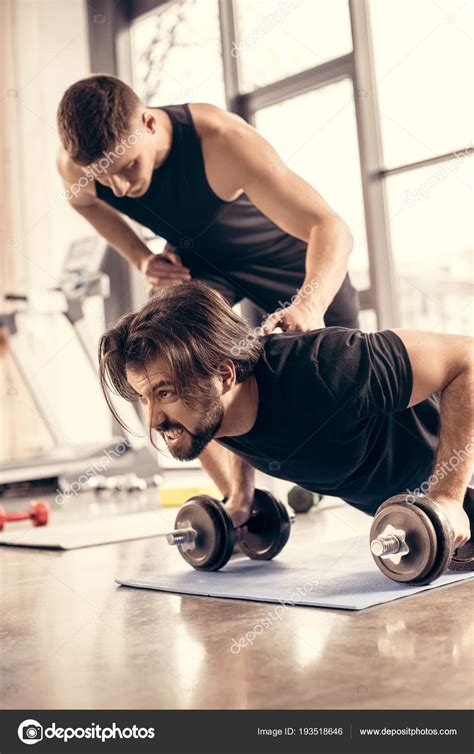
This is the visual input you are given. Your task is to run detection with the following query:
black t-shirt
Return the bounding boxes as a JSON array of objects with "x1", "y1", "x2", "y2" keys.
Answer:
[{"x1": 217, "y1": 328, "x2": 440, "y2": 515}]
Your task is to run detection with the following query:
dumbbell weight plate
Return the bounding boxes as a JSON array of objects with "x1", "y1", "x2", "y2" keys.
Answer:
[
  {"x1": 239, "y1": 489, "x2": 291, "y2": 561},
  {"x1": 173, "y1": 495, "x2": 236, "y2": 571},
  {"x1": 370, "y1": 495, "x2": 455, "y2": 584},
  {"x1": 449, "y1": 487, "x2": 474, "y2": 572},
  {"x1": 30, "y1": 500, "x2": 49, "y2": 527},
  {"x1": 370, "y1": 499, "x2": 438, "y2": 583},
  {"x1": 412, "y1": 497, "x2": 454, "y2": 584}
]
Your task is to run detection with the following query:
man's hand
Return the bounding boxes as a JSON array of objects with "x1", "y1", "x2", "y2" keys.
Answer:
[
  {"x1": 430, "y1": 495, "x2": 472, "y2": 549},
  {"x1": 140, "y1": 247, "x2": 191, "y2": 288},
  {"x1": 224, "y1": 493, "x2": 255, "y2": 529},
  {"x1": 262, "y1": 296, "x2": 325, "y2": 334}
]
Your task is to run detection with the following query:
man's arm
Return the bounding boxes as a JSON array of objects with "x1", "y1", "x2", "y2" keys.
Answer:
[
  {"x1": 199, "y1": 442, "x2": 256, "y2": 527},
  {"x1": 225, "y1": 452, "x2": 256, "y2": 527},
  {"x1": 56, "y1": 149, "x2": 190, "y2": 286},
  {"x1": 394, "y1": 329, "x2": 473, "y2": 547},
  {"x1": 196, "y1": 106, "x2": 353, "y2": 331}
]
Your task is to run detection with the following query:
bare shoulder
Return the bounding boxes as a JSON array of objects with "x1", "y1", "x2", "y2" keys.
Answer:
[
  {"x1": 186, "y1": 104, "x2": 268, "y2": 198},
  {"x1": 187, "y1": 103, "x2": 251, "y2": 142}
]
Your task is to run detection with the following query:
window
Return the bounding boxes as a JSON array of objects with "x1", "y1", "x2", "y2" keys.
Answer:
[
  {"x1": 255, "y1": 80, "x2": 370, "y2": 290},
  {"x1": 368, "y1": 0, "x2": 473, "y2": 333},
  {"x1": 131, "y1": 0, "x2": 226, "y2": 107},
  {"x1": 385, "y1": 153, "x2": 473, "y2": 335},
  {"x1": 234, "y1": 0, "x2": 352, "y2": 92},
  {"x1": 369, "y1": 0, "x2": 473, "y2": 168}
]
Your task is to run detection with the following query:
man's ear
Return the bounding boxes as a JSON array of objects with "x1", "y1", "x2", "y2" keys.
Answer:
[
  {"x1": 218, "y1": 359, "x2": 236, "y2": 394},
  {"x1": 141, "y1": 110, "x2": 157, "y2": 134}
]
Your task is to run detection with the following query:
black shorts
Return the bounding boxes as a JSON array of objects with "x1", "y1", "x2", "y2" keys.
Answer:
[{"x1": 186, "y1": 259, "x2": 360, "y2": 328}]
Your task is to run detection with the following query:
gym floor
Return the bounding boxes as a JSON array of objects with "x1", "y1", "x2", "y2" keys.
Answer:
[{"x1": 2, "y1": 484, "x2": 472, "y2": 711}]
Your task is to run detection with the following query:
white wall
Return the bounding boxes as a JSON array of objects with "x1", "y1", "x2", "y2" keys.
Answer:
[
  {"x1": 1, "y1": 0, "x2": 104, "y2": 460},
  {"x1": 8, "y1": 0, "x2": 92, "y2": 288}
]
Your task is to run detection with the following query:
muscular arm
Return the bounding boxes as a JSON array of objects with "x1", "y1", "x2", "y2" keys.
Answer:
[
  {"x1": 199, "y1": 441, "x2": 256, "y2": 528},
  {"x1": 394, "y1": 329, "x2": 474, "y2": 545},
  {"x1": 75, "y1": 201, "x2": 155, "y2": 272},
  {"x1": 225, "y1": 452, "x2": 256, "y2": 527},
  {"x1": 56, "y1": 149, "x2": 189, "y2": 285},
  {"x1": 195, "y1": 105, "x2": 353, "y2": 326}
]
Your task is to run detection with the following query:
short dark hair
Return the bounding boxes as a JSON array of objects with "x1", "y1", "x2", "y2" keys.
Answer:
[
  {"x1": 57, "y1": 74, "x2": 141, "y2": 165},
  {"x1": 98, "y1": 282, "x2": 263, "y2": 431}
]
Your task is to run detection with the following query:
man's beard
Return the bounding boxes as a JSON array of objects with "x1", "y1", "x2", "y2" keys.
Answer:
[{"x1": 158, "y1": 399, "x2": 224, "y2": 461}]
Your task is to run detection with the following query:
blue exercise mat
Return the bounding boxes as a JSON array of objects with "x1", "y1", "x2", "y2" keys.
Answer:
[{"x1": 116, "y1": 533, "x2": 473, "y2": 610}]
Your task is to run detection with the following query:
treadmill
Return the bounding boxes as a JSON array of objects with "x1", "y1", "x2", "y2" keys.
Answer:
[{"x1": 0, "y1": 237, "x2": 159, "y2": 496}]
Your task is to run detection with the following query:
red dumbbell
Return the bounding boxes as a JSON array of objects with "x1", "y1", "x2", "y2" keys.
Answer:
[{"x1": 0, "y1": 500, "x2": 49, "y2": 531}]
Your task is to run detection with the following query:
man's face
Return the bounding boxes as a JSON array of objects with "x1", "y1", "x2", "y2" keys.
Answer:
[
  {"x1": 87, "y1": 110, "x2": 164, "y2": 199},
  {"x1": 127, "y1": 362, "x2": 225, "y2": 461}
]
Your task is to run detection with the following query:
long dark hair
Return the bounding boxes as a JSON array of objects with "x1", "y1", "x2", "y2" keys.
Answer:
[{"x1": 98, "y1": 281, "x2": 263, "y2": 432}]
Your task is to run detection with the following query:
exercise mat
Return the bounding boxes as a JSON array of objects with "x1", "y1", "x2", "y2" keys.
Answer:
[
  {"x1": 116, "y1": 533, "x2": 473, "y2": 610},
  {"x1": 0, "y1": 510, "x2": 175, "y2": 550}
]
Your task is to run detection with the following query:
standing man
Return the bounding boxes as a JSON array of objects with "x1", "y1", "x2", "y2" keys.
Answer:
[{"x1": 56, "y1": 74, "x2": 359, "y2": 493}]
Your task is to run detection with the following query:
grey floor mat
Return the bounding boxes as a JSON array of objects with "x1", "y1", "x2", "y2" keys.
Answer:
[
  {"x1": 116, "y1": 534, "x2": 473, "y2": 610},
  {"x1": 0, "y1": 510, "x2": 175, "y2": 549}
]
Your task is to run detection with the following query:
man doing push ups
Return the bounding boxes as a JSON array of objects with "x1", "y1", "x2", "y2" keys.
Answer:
[{"x1": 98, "y1": 282, "x2": 473, "y2": 550}]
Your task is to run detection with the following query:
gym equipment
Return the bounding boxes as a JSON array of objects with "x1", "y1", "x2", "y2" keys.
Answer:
[
  {"x1": 117, "y1": 533, "x2": 473, "y2": 611},
  {"x1": 166, "y1": 489, "x2": 292, "y2": 571},
  {"x1": 288, "y1": 485, "x2": 321, "y2": 513},
  {"x1": 0, "y1": 510, "x2": 175, "y2": 550},
  {"x1": 370, "y1": 490, "x2": 473, "y2": 584},
  {"x1": 84, "y1": 473, "x2": 163, "y2": 494},
  {"x1": 449, "y1": 487, "x2": 474, "y2": 572},
  {"x1": 0, "y1": 500, "x2": 49, "y2": 530},
  {"x1": 0, "y1": 237, "x2": 160, "y2": 496}
]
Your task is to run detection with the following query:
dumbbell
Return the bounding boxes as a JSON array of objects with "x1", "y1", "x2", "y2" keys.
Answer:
[
  {"x1": 166, "y1": 489, "x2": 292, "y2": 571},
  {"x1": 288, "y1": 485, "x2": 322, "y2": 513},
  {"x1": 86, "y1": 473, "x2": 162, "y2": 493},
  {"x1": 369, "y1": 490, "x2": 474, "y2": 585},
  {"x1": 0, "y1": 500, "x2": 49, "y2": 531}
]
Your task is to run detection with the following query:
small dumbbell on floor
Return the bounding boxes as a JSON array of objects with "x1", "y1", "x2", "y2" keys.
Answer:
[
  {"x1": 0, "y1": 500, "x2": 49, "y2": 531},
  {"x1": 288, "y1": 485, "x2": 322, "y2": 513},
  {"x1": 86, "y1": 473, "x2": 163, "y2": 493},
  {"x1": 166, "y1": 489, "x2": 293, "y2": 571},
  {"x1": 369, "y1": 489, "x2": 474, "y2": 584}
]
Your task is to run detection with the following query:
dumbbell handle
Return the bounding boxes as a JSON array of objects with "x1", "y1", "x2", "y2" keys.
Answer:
[
  {"x1": 166, "y1": 520, "x2": 248, "y2": 547},
  {"x1": 4, "y1": 510, "x2": 33, "y2": 522},
  {"x1": 167, "y1": 527, "x2": 197, "y2": 546},
  {"x1": 370, "y1": 534, "x2": 402, "y2": 557},
  {"x1": 167, "y1": 506, "x2": 295, "y2": 548}
]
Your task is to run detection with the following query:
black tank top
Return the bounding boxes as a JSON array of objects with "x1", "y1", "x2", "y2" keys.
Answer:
[{"x1": 95, "y1": 104, "x2": 307, "y2": 270}]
